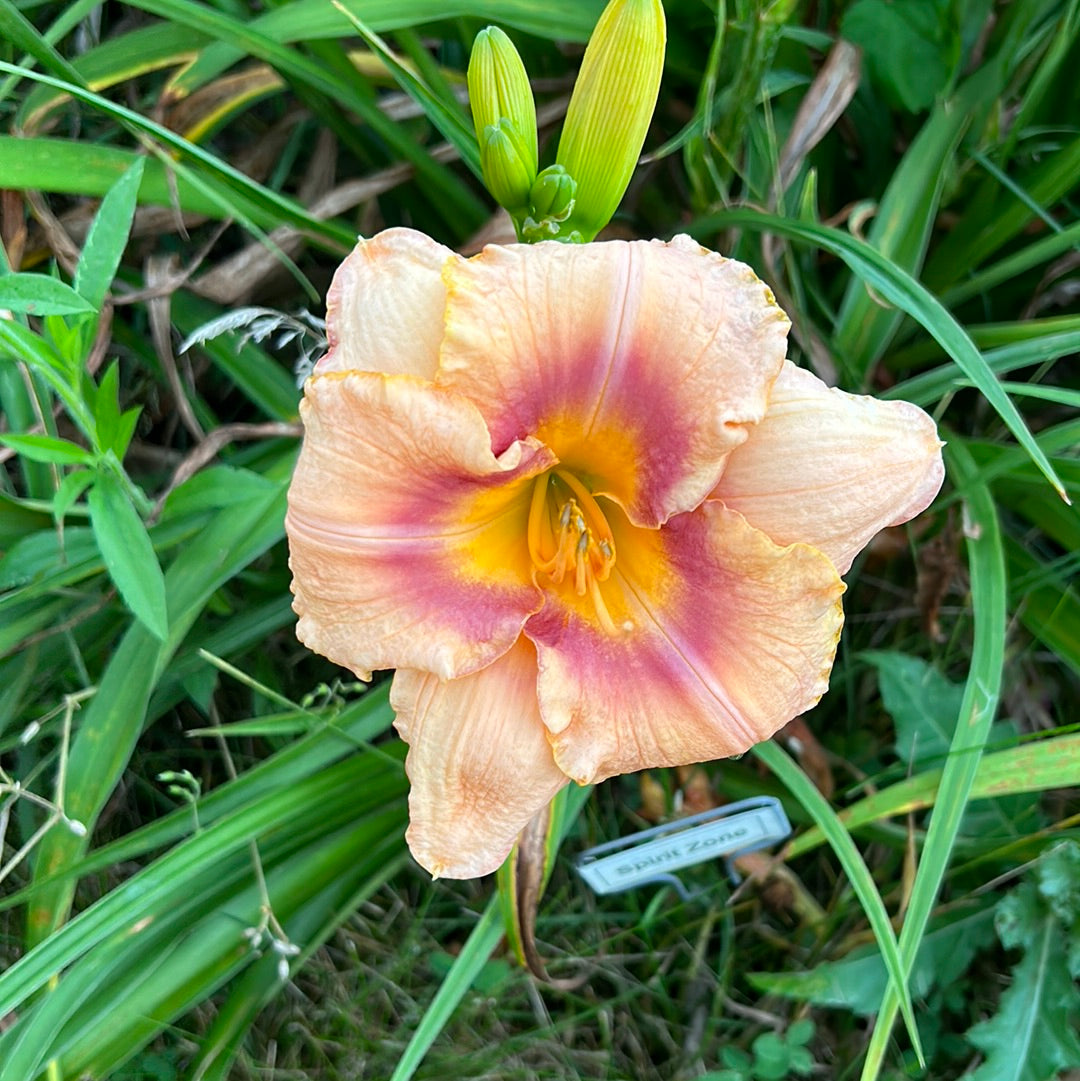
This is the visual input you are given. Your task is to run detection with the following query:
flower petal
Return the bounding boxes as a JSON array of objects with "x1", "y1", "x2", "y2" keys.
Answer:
[
  {"x1": 391, "y1": 638, "x2": 569, "y2": 879},
  {"x1": 438, "y1": 235, "x2": 789, "y2": 526},
  {"x1": 286, "y1": 371, "x2": 554, "y2": 680},
  {"x1": 526, "y1": 502, "x2": 845, "y2": 784},
  {"x1": 316, "y1": 228, "x2": 455, "y2": 379},
  {"x1": 714, "y1": 362, "x2": 945, "y2": 574}
]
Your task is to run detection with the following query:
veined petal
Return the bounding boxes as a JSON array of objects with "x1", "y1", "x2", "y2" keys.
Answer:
[
  {"x1": 391, "y1": 638, "x2": 569, "y2": 879},
  {"x1": 286, "y1": 371, "x2": 554, "y2": 680},
  {"x1": 715, "y1": 362, "x2": 945, "y2": 574},
  {"x1": 526, "y1": 502, "x2": 844, "y2": 784},
  {"x1": 317, "y1": 228, "x2": 455, "y2": 379},
  {"x1": 438, "y1": 235, "x2": 789, "y2": 527}
]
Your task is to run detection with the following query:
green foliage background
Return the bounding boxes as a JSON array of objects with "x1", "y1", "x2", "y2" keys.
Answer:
[{"x1": 0, "y1": 0, "x2": 1078, "y2": 1078}]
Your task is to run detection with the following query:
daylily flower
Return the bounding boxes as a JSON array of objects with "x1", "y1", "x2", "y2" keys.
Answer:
[{"x1": 285, "y1": 228, "x2": 944, "y2": 879}]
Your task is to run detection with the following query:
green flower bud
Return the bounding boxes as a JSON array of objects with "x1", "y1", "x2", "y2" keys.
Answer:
[
  {"x1": 556, "y1": 0, "x2": 666, "y2": 241},
  {"x1": 520, "y1": 165, "x2": 579, "y2": 243},
  {"x1": 529, "y1": 165, "x2": 577, "y2": 222},
  {"x1": 479, "y1": 119, "x2": 535, "y2": 213},
  {"x1": 468, "y1": 26, "x2": 538, "y2": 178}
]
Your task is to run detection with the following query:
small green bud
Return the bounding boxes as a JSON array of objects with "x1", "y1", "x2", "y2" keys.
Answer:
[
  {"x1": 556, "y1": 0, "x2": 666, "y2": 241},
  {"x1": 520, "y1": 165, "x2": 580, "y2": 243},
  {"x1": 529, "y1": 165, "x2": 577, "y2": 222},
  {"x1": 468, "y1": 26, "x2": 538, "y2": 178},
  {"x1": 479, "y1": 119, "x2": 535, "y2": 213}
]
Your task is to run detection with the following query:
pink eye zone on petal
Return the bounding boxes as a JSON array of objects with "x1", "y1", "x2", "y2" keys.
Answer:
[
  {"x1": 286, "y1": 370, "x2": 555, "y2": 681},
  {"x1": 438, "y1": 236, "x2": 790, "y2": 527}
]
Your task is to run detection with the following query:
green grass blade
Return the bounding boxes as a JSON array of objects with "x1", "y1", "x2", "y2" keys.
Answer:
[
  {"x1": 924, "y1": 133, "x2": 1080, "y2": 292},
  {"x1": 334, "y1": 4, "x2": 481, "y2": 179},
  {"x1": 13, "y1": 20, "x2": 197, "y2": 124},
  {"x1": 187, "y1": 847, "x2": 410, "y2": 1081},
  {"x1": 939, "y1": 220, "x2": 1080, "y2": 309},
  {"x1": 0, "y1": 136, "x2": 350, "y2": 246},
  {"x1": 787, "y1": 732, "x2": 1080, "y2": 859},
  {"x1": 0, "y1": 690, "x2": 399, "y2": 913},
  {"x1": 885, "y1": 328, "x2": 1080, "y2": 407},
  {"x1": 1, "y1": 751, "x2": 398, "y2": 1016},
  {"x1": 859, "y1": 438, "x2": 1007, "y2": 1078},
  {"x1": 24, "y1": 475, "x2": 289, "y2": 949},
  {"x1": 170, "y1": 0, "x2": 604, "y2": 96},
  {"x1": 388, "y1": 899, "x2": 505, "y2": 1081},
  {"x1": 0, "y1": 0, "x2": 85, "y2": 93},
  {"x1": 59, "y1": 818, "x2": 407, "y2": 1079},
  {"x1": 689, "y1": 208, "x2": 1069, "y2": 502},
  {"x1": 0, "y1": 759, "x2": 407, "y2": 1078},
  {"x1": 832, "y1": 68, "x2": 995, "y2": 380},
  {"x1": 0, "y1": 62, "x2": 353, "y2": 248},
  {"x1": 754, "y1": 739, "x2": 924, "y2": 1065}
]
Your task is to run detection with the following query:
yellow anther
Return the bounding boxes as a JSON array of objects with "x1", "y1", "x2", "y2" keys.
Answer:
[{"x1": 527, "y1": 469, "x2": 621, "y2": 632}]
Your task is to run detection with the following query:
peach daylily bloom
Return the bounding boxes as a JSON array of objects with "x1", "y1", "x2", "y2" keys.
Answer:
[{"x1": 286, "y1": 228, "x2": 944, "y2": 879}]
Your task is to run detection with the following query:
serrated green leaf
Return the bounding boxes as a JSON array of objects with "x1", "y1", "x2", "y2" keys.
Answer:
[
  {"x1": 87, "y1": 471, "x2": 168, "y2": 640},
  {"x1": 1036, "y1": 841, "x2": 1080, "y2": 927},
  {"x1": 0, "y1": 273, "x2": 95, "y2": 316},
  {"x1": 968, "y1": 909, "x2": 1080, "y2": 1081},
  {"x1": 0, "y1": 433, "x2": 94, "y2": 466},
  {"x1": 864, "y1": 652, "x2": 965, "y2": 767},
  {"x1": 74, "y1": 157, "x2": 145, "y2": 311},
  {"x1": 750, "y1": 904, "x2": 997, "y2": 1015}
]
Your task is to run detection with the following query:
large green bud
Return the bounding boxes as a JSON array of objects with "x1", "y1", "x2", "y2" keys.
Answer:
[{"x1": 556, "y1": 0, "x2": 666, "y2": 241}]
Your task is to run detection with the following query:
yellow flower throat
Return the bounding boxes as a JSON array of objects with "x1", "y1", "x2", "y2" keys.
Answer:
[{"x1": 527, "y1": 469, "x2": 619, "y2": 634}]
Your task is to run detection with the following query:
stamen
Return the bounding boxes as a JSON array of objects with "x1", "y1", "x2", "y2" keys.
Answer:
[
  {"x1": 526, "y1": 469, "x2": 622, "y2": 634},
  {"x1": 555, "y1": 469, "x2": 615, "y2": 556},
  {"x1": 574, "y1": 533, "x2": 590, "y2": 596}
]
